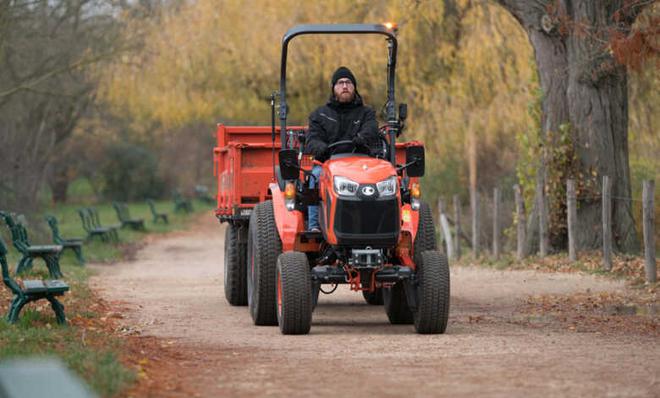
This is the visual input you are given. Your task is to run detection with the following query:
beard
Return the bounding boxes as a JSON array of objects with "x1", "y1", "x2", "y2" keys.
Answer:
[{"x1": 336, "y1": 91, "x2": 355, "y2": 103}]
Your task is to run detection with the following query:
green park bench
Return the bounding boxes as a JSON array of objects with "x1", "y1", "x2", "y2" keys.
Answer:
[
  {"x1": 77, "y1": 208, "x2": 116, "y2": 242},
  {"x1": 173, "y1": 190, "x2": 193, "y2": 213},
  {"x1": 1, "y1": 212, "x2": 63, "y2": 279},
  {"x1": 1, "y1": 236, "x2": 68, "y2": 325},
  {"x1": 45, "y1": 215, "x2": 85, "y2": 265},
  {"x1": 87, "y1": 207, "x2": 120, "y2": 240},
  {"x1": 112, "y1": 202, "x2": 146, "y2": 230},
  {"x1": 146, "y1": 199, "x2": 169, "y2": 224}
]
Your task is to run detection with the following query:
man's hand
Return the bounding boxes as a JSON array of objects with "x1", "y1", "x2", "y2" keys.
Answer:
[{"x1": 352, "y1": 133, "x2": 366, "y2": 147}]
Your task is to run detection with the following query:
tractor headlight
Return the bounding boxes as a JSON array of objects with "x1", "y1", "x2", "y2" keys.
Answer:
[
  {"x1": 376, "y1": 176, "x2": 397, "y2": 197},
  {"x1": 333, "y1": 176, "x2": 359, "y2": 196}
]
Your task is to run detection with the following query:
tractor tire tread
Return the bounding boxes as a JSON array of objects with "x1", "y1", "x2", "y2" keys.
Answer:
[
  {"x1": 414, "y1": 201, "x2": 437, "y2": 260},
  {"x1": 249, "y1": 201, "x2": 281, "y2": 325},
  {"x1": 414, "y1": 250, "x2": 450, "y2": 334},
  {"x1": 224, "y1": 223, "x2": 247, "y2": 305},
  {"x1": 277, "y1": 252, "x2": 312, "y2": 335}
]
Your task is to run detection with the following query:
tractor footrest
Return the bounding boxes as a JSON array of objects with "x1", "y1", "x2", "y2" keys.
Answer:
[
  {"x1": 311, "y1": 266, "x2": 347, "y2": 284},
  {"x1": 374, "y1": 266, "x2": 413, "y2": 283},
  {"x1": 310, "y1": 265, "x2": 413, "y2": 284}
]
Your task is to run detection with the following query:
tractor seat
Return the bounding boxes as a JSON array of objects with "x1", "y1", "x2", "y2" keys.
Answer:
[
  {"x1": 27, "y1": 245, "x2": 63, "y2": 254},
  {"x1": 22, "y1": 279, "x2": 69, "y2": 295}
]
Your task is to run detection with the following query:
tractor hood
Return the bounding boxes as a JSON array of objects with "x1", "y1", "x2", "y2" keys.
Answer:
[{"x1": 325, "y1": 156, "x2": 396, "y2": 184}]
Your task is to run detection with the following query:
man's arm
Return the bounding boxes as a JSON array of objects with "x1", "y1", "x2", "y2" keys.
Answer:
[
  {"x1": 305, "y1": 111, "x2": 329, "y2": 160},
  {"x1": 357, "y1": 107, "x2": 380, "y2": 145}
]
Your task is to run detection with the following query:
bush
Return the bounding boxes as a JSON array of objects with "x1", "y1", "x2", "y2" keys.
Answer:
[{"x1": 100, "y1": 143, "x2": 165, "y2": 201}]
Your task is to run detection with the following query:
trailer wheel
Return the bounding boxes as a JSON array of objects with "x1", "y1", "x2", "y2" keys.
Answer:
[
  {"x1": 414, "y1": 201, "x2": 437, "y2": 258},
  {"x1": 276, "y1": 252, "x2": 312, "y2": 335},
  {"x1": 383, "y1": 282, "x2": 413, "y2": 324},
  {"x1": 362, "y1": 288, "x2": 383, "y2": 305},
  {"x1": 247, "y1": 201, "x2": 282, "y2": 325},
  {"x1": 413, "y1": 250, "x2": 450, "y2": 334},
  {"x1": 224, "y1": 223, "x2": 247, "y2": 306}
]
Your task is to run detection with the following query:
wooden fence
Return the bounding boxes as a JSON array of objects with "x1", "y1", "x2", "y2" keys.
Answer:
[{"x1": 436, "y1": 178, "x2": 656, "y2": 283}]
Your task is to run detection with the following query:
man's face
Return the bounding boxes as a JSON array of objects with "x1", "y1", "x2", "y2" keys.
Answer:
[{"x1": 333, "y1": 78, "x2": 355, "y2": 103}]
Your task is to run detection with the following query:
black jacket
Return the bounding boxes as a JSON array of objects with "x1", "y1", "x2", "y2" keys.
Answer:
[{"x1": 305, "y1": 93, "x2": 380, "y2": 162}]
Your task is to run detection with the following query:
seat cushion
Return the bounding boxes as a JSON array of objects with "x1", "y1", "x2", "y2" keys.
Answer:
[
  {"x1": 27, "y1": 245, "x2": 63, "y2": 254},
  {"x1": 22, "y1": 280, "x2": 47, "y2": 294},
  {"x1": 23, "y1": 279, "x2": 69, "y2": 295}
]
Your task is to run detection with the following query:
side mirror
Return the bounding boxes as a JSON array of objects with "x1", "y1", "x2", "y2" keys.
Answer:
[
  {"x1": 405, "y1": 145, "x2": 425, "y2": 177},
  {"x1": 398, "y1": 103, "x2": 408, "y2": 121},
  {"x1": 278, "y1": 149, "x2": 299, "y2": 180}
]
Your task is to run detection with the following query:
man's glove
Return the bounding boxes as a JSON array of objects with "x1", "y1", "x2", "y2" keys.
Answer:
[{"x1": 352, "y1": 134, "x2": 366, "y2": 147}]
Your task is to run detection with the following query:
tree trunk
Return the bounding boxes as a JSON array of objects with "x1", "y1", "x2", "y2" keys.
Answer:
[{"x1": 495, "y1": 0, "x2": 640, "y2": 253}]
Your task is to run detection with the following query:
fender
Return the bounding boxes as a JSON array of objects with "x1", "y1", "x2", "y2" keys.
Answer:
[
  {"x1": 397, "y1": 203, "x2": 419, "y2": 268},
  {"x1": 269, "y1": 183, "x2": 305, "y2": 252}
]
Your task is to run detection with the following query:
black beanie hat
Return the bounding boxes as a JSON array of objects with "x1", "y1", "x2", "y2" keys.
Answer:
[{"x1": 331, "y1": 66, "x2": 357, "y2": 88}]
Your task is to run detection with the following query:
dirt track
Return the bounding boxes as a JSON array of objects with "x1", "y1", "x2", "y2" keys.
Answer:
[{"x1": 91, "y1": 214, "x2": 659, "y2": 397}]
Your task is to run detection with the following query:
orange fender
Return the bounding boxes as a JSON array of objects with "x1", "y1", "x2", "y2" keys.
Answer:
[{"x1": 269, "y1": 183, "x2": 305, "y2": 252}]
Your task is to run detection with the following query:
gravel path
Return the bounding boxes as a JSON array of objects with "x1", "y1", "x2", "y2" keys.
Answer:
[{"x1": 90, "y1": 214, "x2": 659, "y2": 397}]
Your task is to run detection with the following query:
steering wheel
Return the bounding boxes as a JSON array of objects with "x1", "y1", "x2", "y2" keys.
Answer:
[{"x1": 328, "y1": 140, "x2": 355, "y2": 150}]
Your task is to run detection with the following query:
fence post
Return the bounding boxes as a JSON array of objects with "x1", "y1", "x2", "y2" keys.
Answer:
[
  {"x1": 537, "y1": 178, "x2": 548, "y2": 257},
  {"x1": 643, "y1": 180, "x2": 656, "y2": 283},
  {"x1": 471, "y1": 188, "x2": 480, "y2": 257},
  {"x1": 453, "y1": 195, "x2": 461, "y2": 260},
  {"x1": 514, "y1": 184, "x2": 525, "y2": 261},
  {"x1": 567, "y1": 179, "x2": 577, "y2": 262},
  {"x1": 437, "y1": 198, "x2": 454, "y2": 261},
  {"x1": 493, "y1": 187, "x2": 500, "y2": 260},
  {"x1": 602, "y1": 175, "x2": 612, "y2": 271}
]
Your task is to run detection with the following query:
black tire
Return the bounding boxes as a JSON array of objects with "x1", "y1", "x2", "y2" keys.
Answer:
[
  {"x1": 383, "y1": 202, "x2": 436, "y2": 323},
  {"x1": 414, "y1": 201, "x2": 437, "y2": 258},
  {"x1": 247, "y1": 201, "x2": 282, "y2": 325},
  {"x1": 362, "y1": 288, "x2": 384, "y2": 305},
  {"x1": 413, "y1": 250, "x2": 450, "y2": 334},
  {"x1": 276, "y1": 252, "x2": 312, "y2": 335},
  {"x1": 224, "y1": 223, "x2": 247, "y2": 306},
  {"x1": 383, "y1": 282, "x2": 413, "y2": 324}
]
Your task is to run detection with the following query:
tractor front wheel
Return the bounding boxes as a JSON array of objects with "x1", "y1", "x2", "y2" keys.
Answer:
[
  {"x1": 247, "y1": 201, "x2": 281, "y2": 326},
  {"x1": 276, "y1": 252, "x2": 312, "y2": 335},
  {"x1": 413, "y1": 250, "x2": 450, "y2": 334}
]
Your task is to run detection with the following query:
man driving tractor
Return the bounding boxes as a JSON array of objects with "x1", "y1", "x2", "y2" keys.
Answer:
[{"x1": 306, "y1": 66, "x2": 380, "y2": 231}]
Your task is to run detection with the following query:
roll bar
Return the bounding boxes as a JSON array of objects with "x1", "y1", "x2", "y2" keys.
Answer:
[{"x1": 278, "y1": 23, "x2": 399, "y2": 165}]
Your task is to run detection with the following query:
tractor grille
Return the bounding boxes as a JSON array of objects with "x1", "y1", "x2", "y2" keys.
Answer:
[{"x1": 334, "y1": 198, "x2": 399, "y2": 247}]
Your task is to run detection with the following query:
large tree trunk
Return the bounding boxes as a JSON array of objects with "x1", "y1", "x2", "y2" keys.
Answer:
[{"x1": 495, "y1": 0, "x2": 641, "y2": 254}]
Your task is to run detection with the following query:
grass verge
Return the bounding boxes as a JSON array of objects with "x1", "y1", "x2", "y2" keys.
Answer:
[{"x1": 0, "y1": 199, "x2": 213, "y2": 397}]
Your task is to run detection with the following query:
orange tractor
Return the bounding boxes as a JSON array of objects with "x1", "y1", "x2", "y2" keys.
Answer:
[{"x1": 215, "y1": 24, "x2": 449, "y2": 334}]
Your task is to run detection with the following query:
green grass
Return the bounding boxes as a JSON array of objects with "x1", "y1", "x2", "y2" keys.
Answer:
[{"x1": 0, "y1": 198, "x2": 213, "y2": 397}]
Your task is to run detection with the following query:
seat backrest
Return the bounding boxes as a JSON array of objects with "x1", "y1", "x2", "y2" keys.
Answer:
[
  {"x1": 78, "y1": 209, "x2": 91, "y2": 232},
  {"x1": 2, "y1": 213, "x2": 30, "y2": 252},
  {"x1": 88, "y1": 207, "x2": 102, "y2": 227},
  {"x1": 0, "y1": 236, "x2": 22, "y2": 295},
  {"x1": 45, "y1": 215, "x2": 63, "y2": 244}
]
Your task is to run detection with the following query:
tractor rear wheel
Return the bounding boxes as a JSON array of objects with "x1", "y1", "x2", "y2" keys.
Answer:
[
  {"x1": 383, "y1": 282, "x2": 413, "y2": 324},
  {"x1": 362, "y1": 288, "x2": 384, "y2": 305},
  {"x1": 413, "y1": 250, "x2": 450, "y2": 334},
  {"x1": 224, "y1": 223, "x2": 247, "y2": 306},
  {"x1": 276, "y1": 252, "x2": 312, "y2": 335},
  {"x1": 414, "y1": 201, "x2": 437, "y2": 257},
  {"x1": 247, "y1": 201, "x2": 281, "y2": 326}
]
